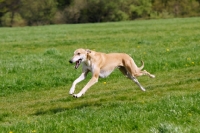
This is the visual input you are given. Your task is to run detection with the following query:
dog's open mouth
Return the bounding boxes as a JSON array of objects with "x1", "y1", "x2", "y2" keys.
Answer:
[{"x1": 75, "y1": 59, "x2": 82, "y2": 69}]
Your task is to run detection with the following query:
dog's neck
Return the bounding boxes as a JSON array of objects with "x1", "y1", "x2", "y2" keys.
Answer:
[
  {"x1": 84, "y1": 59, "x2": 91, "y2": 66},
  {"x1": 84, "y1": 51, "x2": 96, "y2": 66}
]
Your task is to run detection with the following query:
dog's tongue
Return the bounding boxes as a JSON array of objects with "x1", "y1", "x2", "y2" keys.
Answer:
[
  {"x1": 75, "y1": 61, "x2": 79, "y2": 69},
  {"x1": 75, "y1": 60, "x2": 81, "y2": 69}
]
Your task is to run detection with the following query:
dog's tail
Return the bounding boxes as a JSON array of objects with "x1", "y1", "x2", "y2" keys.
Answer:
[{"x1": 139, "y1": 60, "x2": 144, "y2": 70}]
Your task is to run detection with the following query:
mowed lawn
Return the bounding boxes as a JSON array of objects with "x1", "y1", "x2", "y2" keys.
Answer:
[{"x1": 0, "y1": 17, "x2": 200, "y2": 133}]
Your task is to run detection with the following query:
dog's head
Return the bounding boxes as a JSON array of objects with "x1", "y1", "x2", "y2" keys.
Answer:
[{"x1": 69, "y1": 48, "x2": 91, "y2": 69}]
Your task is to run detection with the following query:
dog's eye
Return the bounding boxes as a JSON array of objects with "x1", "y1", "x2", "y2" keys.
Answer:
[{"x1": 77, "y1": 53, "x2": 80, "y2": 55}]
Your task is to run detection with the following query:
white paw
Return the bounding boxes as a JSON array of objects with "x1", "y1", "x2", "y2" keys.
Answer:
[
  {"x1": 69, "y1": 88, "x2": 75, "y2": 95},
  {"x1": 73, "y1": 93, "x2": 82, "y2": 98},
  {"x1": 150, "y1": 74, "x2": 155, "y2": 78},
  {"x1": 142, "y1": 89, "x2": 146, "y2": 91},
  {"x1": 141, "y1": 87, "x2": 146, "y2": 91},
  {"x1": 69, "y1": 91, "x2": 74, "y2": 95}
]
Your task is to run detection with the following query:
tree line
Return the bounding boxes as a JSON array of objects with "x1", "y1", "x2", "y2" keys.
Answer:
[{"x1": 0, "y1": 0, "x2": 200, "y2": 27}]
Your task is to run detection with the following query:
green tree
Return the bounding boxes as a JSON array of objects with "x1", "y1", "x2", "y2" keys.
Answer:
[
  {"x1": 62, "y1": 0, "x2": 86, "y2": 23},
  {"x1": 152, "y1": 0, "x2": 199, "y2": 18},
  {"x1": 129, "y1": 0, "x2": 152, "y2": 19},
  {"x1": 0, "y1": 0, "x2": 21, "y2": 26},
  {"x1": 196, "y1": 0, "x2": 200, "y2": 5},
  {"x1": 20, "y1": 0, "x2": 57, "y2": 25},
  {"x1": 78, "y1": 0, "x2": 129, "y2": 23},
  {"x1": 56, "y1": 0, "x2": 73, "y2": 9}
]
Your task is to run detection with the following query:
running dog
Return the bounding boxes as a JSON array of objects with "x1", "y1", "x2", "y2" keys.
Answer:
[{"x1": 69, "y1": 48, "x2": 155, "y2": 98}]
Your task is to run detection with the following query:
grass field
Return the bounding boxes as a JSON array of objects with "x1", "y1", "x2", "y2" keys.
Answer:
[{"x1": 0, "y1": 17, "x2": 200, "y2": 133}]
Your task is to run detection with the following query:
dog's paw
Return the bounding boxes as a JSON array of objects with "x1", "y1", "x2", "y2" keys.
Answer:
[
  {"x1": 73, "y1": 93, "x2": 82, "y2": 98},
  {"x1": 69, "y1": 89, "x2": 75, "y2": 95},
  {"x1": 140, "y1": 87, "x2": 146, "y2": 91},
  {"x1": 69, "y1": 92, "x2": 74, "y2": 95},
  {"x1": 150, "y1": 74, "x2": 155, "y2": 78}
]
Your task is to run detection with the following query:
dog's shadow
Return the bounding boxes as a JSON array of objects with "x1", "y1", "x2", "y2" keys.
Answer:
[
  {"x1": 33, "y1": 107, "x2": 68, "y2": 116},
  {"x1": 32, "y1": 97, "x2": 103, "y2": 116}
]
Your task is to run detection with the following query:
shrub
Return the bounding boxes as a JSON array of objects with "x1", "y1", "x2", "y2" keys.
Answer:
[{"x1": 1, "y1": 12, "x2": 26, "y2": 27}]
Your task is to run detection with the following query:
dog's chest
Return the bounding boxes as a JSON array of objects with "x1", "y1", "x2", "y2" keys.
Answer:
[
  {"x1": 84, "y1": 63, "x2": 114, "y2": 78},
  {"x1": 99, "y1": 70, "x2": 113, "y2": 78}
]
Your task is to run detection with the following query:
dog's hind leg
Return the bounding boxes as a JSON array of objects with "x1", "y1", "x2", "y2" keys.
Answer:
[
  {"x1": 119, "y1": 66, "x2": 132, "y2": 79},
  {"x1": 119, "y1": 66, "x2": 146, "y2": 91},
  {"x1": 131, "y1": 76, "x2": 146, "y2": 91},
  {"x1": 135, "y1": 70, "x2": 155, "y2": 78}
]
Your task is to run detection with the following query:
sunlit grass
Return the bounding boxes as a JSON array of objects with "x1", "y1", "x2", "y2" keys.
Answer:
[{"x1": 0, "y1": 17, "x2": 200, "y2": 132}]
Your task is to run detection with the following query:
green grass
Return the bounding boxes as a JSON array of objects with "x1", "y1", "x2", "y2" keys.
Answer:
[{"x1": 0, "y1": 17, "x2": 200, "y2": 133}]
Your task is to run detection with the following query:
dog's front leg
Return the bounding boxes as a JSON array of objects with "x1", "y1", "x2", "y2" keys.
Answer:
[
  {"x1": 73, "y1": 76, "x2": 98, "y2": 98},
  {"x1": 69, "y1": 71, "x2": 88, "y2": 95},
  {"x1": 73, "y1": 69, "x2": 100, "y2": 98}
]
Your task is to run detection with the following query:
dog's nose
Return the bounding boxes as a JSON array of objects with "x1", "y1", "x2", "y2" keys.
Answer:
[{"x1": 69, "y1": 60, "x2": 73, "y2": 63}]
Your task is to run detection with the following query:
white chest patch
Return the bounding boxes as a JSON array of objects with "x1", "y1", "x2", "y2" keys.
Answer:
[
  {"x1": 99, "y1": 70, "x2": 113, "y2": 78},
  {"x1": 84, "y1": 63, "x2": 115, "y2": 78}
]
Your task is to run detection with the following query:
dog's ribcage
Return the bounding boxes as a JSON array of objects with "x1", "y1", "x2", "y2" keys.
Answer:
[
  {"x1": 99, "y1": 69, "x2": 114, "y2": 78},
  {"x1": 84, "y1": 63, "x2": 115, "y2": 78}
]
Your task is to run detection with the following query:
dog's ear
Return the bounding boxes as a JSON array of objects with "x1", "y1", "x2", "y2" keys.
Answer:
[
  {"x1": 85, "y1": 49, "x2": 92, "y2": 60},
  {"x1": 85, "y1": 49, "x2": 91, "y2": 54}
]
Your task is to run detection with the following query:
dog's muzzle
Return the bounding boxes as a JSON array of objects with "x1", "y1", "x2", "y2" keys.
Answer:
[
  {"x1": 69, "y1": 60, "x2": 73, "y2": 64},
  {"x1": 69, "y1": 59, "x2": 82, "y2": 69}
]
